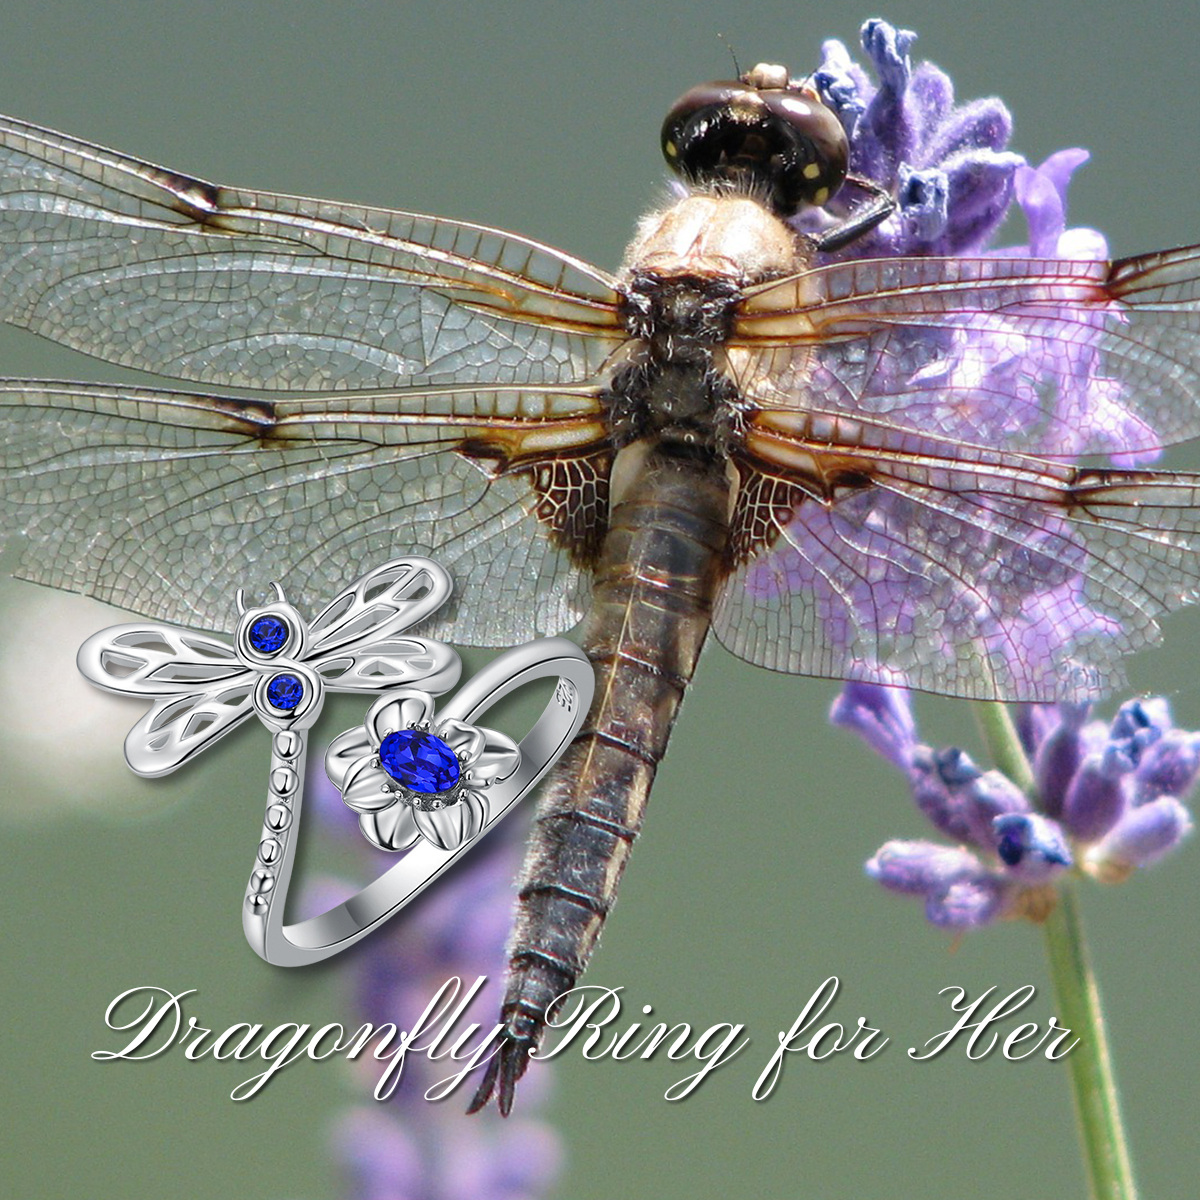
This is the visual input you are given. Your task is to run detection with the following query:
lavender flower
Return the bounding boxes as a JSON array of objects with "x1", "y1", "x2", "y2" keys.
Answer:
[
  {"x1": 807, "y1": 19, "x2": 1022, "y2": 257},
  {"x1": 834, "y1": 682, "x2": 1195, "y2": 927},
  {"x1": 736, "y1": 21, "x2": 1162, "y2": 704},
  {"x1": 306, "y1": 772, "x2": 563, "y2": 1200}
]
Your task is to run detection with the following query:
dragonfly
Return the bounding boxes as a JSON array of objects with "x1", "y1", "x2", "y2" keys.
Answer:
[
  {"x1": 75, "y1": 557, "x2": 459, "y2": 777},
  {"x1": 2, "y1": 57, "x2": 1200, "y2": 1113}
]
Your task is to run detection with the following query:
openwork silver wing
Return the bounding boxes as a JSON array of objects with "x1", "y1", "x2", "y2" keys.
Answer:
[
  {"x1": 77, "y1": 557, "x2": 461, "y2": 776},
  {"x1": 77, "y1": 624, "x2": 254, "y2": 775},
  {"x1": 304, "y1": 557, "x2": 460, "y2": 690}
]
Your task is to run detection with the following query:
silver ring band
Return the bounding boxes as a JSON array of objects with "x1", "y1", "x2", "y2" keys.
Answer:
[{"x1": 244, "y1": 638, "x2": 592, "y2": 966}]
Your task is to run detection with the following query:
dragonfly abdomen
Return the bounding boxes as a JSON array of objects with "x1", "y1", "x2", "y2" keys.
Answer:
[{"x1": 472, "y1": 439, "x2": 729, "y2": 1112}]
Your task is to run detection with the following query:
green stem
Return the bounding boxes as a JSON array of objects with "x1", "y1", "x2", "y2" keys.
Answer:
[
  {"x1": 975, "y1": 702, "x2": 1139, "y2": 1200},
  {"x1": 975, "y1": 701, "x2": 1037, "y2": 795}
]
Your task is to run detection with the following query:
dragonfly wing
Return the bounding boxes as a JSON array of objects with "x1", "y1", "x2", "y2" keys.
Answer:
[
  {"x1": 738, "y1": 245, "x2": 1200, "y2": 459},
  {"x1": 0, "y1": 111, "x2": 622, "y2": 390},
  {"x1": 0, "y1": 380, "x2": 612, "y2": 641},
  {"x1": 77, "y1": 622, "x2": 254, "y2": 774},
  {"x1": 717, "y1": 246, "x2": 1200, "y2": 700},
  {"x1": 716, "y1": 419, "x2": 1200, "y2": 701}
]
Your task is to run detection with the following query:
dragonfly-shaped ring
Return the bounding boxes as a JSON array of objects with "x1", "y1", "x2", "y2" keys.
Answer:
[{"x1": 77, "y1": 555, "x2": 594, "y2": 965}]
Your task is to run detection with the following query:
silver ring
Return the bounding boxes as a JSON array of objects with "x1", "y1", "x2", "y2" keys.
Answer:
[
  {"x1": 249, "y1": 638, "x2": 592, "y2": 966},
  {"x1": 76, "y1": 556, "x2": 593, "y2": 966}
]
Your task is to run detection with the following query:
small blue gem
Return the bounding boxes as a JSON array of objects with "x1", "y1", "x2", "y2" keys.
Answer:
[
  {"x1": 266, "y1": 674, "x2": 304, "y2": 711},
  {"x1": 379, "y1": 729, "x2": 461, "y2": 794},
  {"x1": 249, "y1": 615, "x2": 290, "y2": 654}
]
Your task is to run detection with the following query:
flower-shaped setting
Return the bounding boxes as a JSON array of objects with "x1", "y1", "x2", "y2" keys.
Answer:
[{"x1": 326, "y1": 690, "x2": 521, "y2": 853}]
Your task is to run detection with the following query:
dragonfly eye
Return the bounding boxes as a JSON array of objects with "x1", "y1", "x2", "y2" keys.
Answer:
[{"x1": 660, "y1": 63, "x2": 848, "y2": 217}]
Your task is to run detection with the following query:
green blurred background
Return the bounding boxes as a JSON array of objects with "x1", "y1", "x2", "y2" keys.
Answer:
[{"x1": 2, "y1": 1, "x2": 1198, "y2": 1197}]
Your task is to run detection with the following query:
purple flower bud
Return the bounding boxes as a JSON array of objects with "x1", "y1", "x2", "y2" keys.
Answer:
[
  {"x1": 866, "y1": 834, "x2": 1018, "y2": 929},
  {"x1": 1108, "y1": 698, "x2": 1168, "y2": 769},
  {"x1": 923, "y1": 96, "x2": 1012, "y2": 162},
  {"x1": 866, "y1": 840, "x2": 983, "y2": 895},
  {"x1": 897, "y1": 165, "x2": 948, "y2": 242},
  {"x1": 853, "y1": 20, "x2": 918, "y2": 182},
  {"x1": 907, "y1": 62, "x2": 955, "y2": 136},
  {"x1": 909, "y1": 751, "x2": 1029, "y2": 849},
  {"x1": 1086, "y1": 798, "x2": 1194, "y2": 881},
  {"x1": 830, "y1": 681, "x2": 916, "y2": 771},
  {"x1": 443, "y1": 1118, "x2": 565, "y2": 1200},
  {"x1": 814, "y1": 38, "x2": 868, "y2": 135},
  {"x1": 331, "y1": 1108, "x2": 423, "y2": 1200},
  {"x1": 934, "y1": 746, "x2": 982, "y2": 787},
  {"x1": 1013, "y1": 702, "x2": 1060, "y2": 759},
  {"x1": 861, "y1": 18, "x2": 916, "y2": 93},
  {"x1": 925, "y1": 875, "x2": 1012, "y2": 928},
  {"x1": 1033, "y1": 702, "x2": 1091, "y2": 816},
  {"x1": 1061, "y1": 753, "x2": 1129, "y2": 842},
  {"x1": 936, "y1": 149, "x2": 1023, "y2": 254},
  {"x1": 1134, "y1": 728, "x2": 1200, "y2": 802},
  {"x1": 1014, "y1": 150, "x2": 1088, "y2": 256},
  {"x1": 965, "y1": 769, "x2": 1030, "y2": 846},
  {"x1": 993, "y1": 813, "x2": 1073, "y2": 882},
  {"x1": 910, "y1": 746, "x2": 984, "y2": 843}
]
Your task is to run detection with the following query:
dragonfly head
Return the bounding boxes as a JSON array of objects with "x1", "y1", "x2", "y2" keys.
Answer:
[{"x1": 660, "y1": 61, "x2": 849, "y2": 217}]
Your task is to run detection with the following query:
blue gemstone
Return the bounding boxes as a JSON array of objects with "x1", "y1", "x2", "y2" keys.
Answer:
[
  {"x1": 249, "y1": 615, "x2": 290, "y2": 654},
  {"x1": 379, "y1": 729, "x2": 461, "y2": 794},
  {"x1": 266, "y1": 673, "x2": 304, "y2": 710}
]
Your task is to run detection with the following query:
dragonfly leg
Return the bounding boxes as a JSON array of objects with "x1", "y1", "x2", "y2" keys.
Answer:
[{"x1": 810, "y1": 174, "x2": 895, "y2": 253}]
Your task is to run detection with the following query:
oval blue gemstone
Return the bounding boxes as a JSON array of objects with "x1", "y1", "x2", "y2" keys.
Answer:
[
  {"x1": 266, "y1": 673, "x2": 304, "y2": 711},
  {"x1": 249, "y1": 615, "x2": 290, "y2": 654},
  {"x1": 379, "y1": 729, "x2": 461, "y2": 794}
]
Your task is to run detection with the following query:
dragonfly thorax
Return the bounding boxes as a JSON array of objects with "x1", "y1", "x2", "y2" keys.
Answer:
[
  {"x1": 609, "y1": 271, "x2": 741, "y2": 450},
  {"x1": 620, "y1": 193, "x2": 800, "y2": 283},
  {"x1": 609, "y1": 193, "x2": 806, "y2": 450}
]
